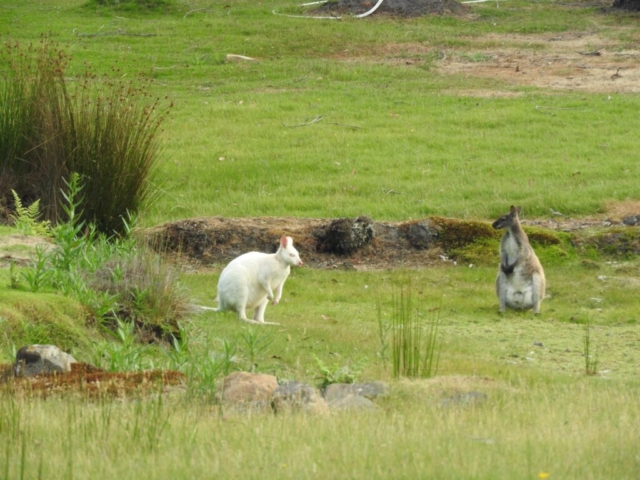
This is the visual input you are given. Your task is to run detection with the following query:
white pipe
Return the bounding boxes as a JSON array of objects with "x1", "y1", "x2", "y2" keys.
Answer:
[
  {"x1": 273, "y1": 0, "x2": 385, "y2": 20},
  {"x1": 354, "y1": 0, "x2": 385, "y2": 18}
]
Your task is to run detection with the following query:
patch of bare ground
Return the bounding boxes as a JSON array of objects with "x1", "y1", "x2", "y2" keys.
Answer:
[
  {"x1": 438, "y1": 32, "x2": 640, "y2": 93},
  {"x1": 0, "y1": 234, "x2": 51, "y2": 267},
  {"x1": 335, "y1": 30, "x2": 640, "y2": 94},
  {"x1": 0, "y1": 362, "x2": 186, "y2": 398}
]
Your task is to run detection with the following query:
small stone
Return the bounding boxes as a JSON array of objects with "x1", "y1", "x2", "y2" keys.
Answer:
[{"x1": 13, "y1": 345, "x2": 76, "y2": 378}]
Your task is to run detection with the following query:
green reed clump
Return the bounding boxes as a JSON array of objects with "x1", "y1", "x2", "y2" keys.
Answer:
[
  {"x1": 0, "y1": 37, "x2": 170, "y2": 235},
  {"x1": 388, "y1": 284, "x2": 441, "y2": 379}
]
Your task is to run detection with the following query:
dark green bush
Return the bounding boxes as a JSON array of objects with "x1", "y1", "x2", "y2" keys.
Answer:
[{"x1": 0, "y1": 37, "x2": 170, "y2": 235}]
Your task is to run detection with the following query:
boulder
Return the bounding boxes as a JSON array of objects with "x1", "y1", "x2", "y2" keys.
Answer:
[
  {"x1": 315, "y1": 216, "x2": 374, "y2": 255},
  {"x1": 271, "y1": 381, "x2": 329, "y2": 415},
  {"x1": 13, "y1": 345, "x2": 76, "y2": 378},
  {"x1": 216, "y1": 372, "x2": 279, "y2": 404}
]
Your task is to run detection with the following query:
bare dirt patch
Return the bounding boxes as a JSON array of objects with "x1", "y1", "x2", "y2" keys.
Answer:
[
  {"x1": 333, "y1": 27, "x2": 640, "y2": 95},
  {"x1": 438, "y1": 32, "x2": 640, "y2": 94},
  {"x1": 0, "y1": 362, "x2": 186, "y2": 398},
  {"x1": 0, "y1": 234, "x2": 51, "y2": 267}
]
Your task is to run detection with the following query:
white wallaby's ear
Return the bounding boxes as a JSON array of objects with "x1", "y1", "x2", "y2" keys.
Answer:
[{"x1": 280, "y1": 236, "x2": 288, "y2": 248}]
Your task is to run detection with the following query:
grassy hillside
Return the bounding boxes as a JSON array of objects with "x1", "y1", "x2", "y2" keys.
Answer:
[{"x1": 1, "y1": 1, "x2": 640, "y2": 479}]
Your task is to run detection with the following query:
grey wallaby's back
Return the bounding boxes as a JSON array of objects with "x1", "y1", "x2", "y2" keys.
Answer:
[{"x1": 492, "y1": 206, "x2": 546, "y2": 314}]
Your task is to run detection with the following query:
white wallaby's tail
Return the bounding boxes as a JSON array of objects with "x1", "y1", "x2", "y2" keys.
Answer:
[{"x1": 194, "y1": 305, "x2": 221, "y2": 313}]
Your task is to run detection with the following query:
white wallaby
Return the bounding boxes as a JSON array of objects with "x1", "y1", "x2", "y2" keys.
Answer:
[
  {"x1": 492, "y1": 206, "x2": 546, "y2": 314},
  {"x1": 199, "y1": 236, "x2": 303, "y2": 325}
]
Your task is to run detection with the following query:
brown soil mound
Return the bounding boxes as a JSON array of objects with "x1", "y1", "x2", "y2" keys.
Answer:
[
  {"x1": 1, "y1": 362, "x2": 186, "y2": 398},
  {"x1": 146, "y1": 215, "x2": 636, "y2": 271},
  {"x1": 315, "y1": 0, "x2": 468, "y2": 17}
]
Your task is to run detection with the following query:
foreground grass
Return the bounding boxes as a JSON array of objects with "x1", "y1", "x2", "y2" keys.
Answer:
[{"x1": 2, "y1": 378, "x2": 639, "y2": 479}]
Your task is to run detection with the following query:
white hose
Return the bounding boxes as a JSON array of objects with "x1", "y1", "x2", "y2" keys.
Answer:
[
  {"x1": 354, "y1": 0, "x2": 385, "y2": 18},
  {"x1": 273, "y1": 0, "x2": 385, "y2": 20}
]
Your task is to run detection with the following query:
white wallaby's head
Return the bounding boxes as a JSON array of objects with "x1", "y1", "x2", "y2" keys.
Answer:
[{"x1": 278, "y1": 236, "x2": 303, "y2": 267}]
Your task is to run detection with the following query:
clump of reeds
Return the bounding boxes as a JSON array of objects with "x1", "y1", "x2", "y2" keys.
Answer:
[{"x1": 0, "y1": 36, "x2": 171, "y2": 235}]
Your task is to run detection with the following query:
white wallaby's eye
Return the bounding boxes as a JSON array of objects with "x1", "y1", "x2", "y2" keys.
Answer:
[{"x1": 290, "y1": 254, "x2": 295, "y2": 257}]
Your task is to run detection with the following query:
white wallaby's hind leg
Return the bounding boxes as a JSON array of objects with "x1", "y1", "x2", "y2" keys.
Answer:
[
  {"x1": 253, "y1": 298, "x2": 268, "y2": 323},
  {"x1": 251, "y1": 298, "x2": 280, "y2": 325}
]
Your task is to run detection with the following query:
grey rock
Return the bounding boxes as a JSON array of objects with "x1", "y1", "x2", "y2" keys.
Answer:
[
  {"x1": 315, "y1": 216, "x2": 374, "y2": 255},
  {"x1": 323, "y1": 382, "x2": 388, "y2": 402},
  {"x1": 271, "y1": 381, "x2": 329, "y2": 415},
  {"x1": 400, "y1": 220, "x2": 439, "y2": 249},
  {"x1": 622, "y1": 215, "x2": 640, "y2": 226},
  {"x1": 13, "y1": 345, "x2": 76, "y2": 378},
  {"x1": 328, "y1": 394, "x2": 378, "y2": 412},
  {"x1": 439, "y1": 391, "x2": 488, "y2": 408}
]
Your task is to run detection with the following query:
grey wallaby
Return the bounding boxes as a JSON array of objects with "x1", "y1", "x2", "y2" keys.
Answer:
[{"x1": 492, "y1": 206, "x2": 546, "y2": 314}]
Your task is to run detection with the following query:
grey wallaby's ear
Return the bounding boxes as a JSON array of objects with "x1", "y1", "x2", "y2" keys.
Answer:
[
  {"x1": 509, "y1": 205, "x2": 517, "y2": 214},
  {"x1": 515, "y1": 206, "x2": 522, "y2": 215}
]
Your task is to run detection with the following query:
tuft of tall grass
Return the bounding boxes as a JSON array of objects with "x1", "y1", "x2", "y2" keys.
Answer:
[
  {"x1": 0, "y1": 37, "x2": 170, "y2": 235},
  {"x1": 388, "y1": 283, "x2": 441, "y2": 379}
]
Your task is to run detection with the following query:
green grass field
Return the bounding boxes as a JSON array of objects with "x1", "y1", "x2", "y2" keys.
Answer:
[{"x1": 1, "y1": 0, "x2": 640, "y2": 478}]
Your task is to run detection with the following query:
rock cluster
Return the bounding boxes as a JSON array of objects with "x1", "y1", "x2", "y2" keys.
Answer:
[{"x1": 217, "y1": 371, "x2": 388, "y2": 414}]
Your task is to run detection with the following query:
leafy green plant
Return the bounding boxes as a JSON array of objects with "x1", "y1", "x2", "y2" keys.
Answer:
[
  {"x1": 94, "y1": 317, "x2": 150, "y2": 371},
  {"x1": 389, "y1": 284, "x2": 441, "y2": 379},
  {"x1": 240, "y1": 327, "x2": 274, "y2": 372},
  {"x1": 218, "y1": 339, "x2": 238, "y2": 377},
  {"x1": 8, "y1": 261, "x2": 21, "y2": 290},
  {"x1": 22, "y1": 245, "x2": 54, "y2": 293},
  {"x1": 49, "y1": 173, "x2": 91, "y2": 274},
  {"x1": 9, "y1": 190, "x2": 51, "y2": 236},
  {"x1": 314, "y1": 355, "x2": 363, "y2": 389},
  {"x1": 16, "y1": 172, "x2": 191, "y2": 341}
]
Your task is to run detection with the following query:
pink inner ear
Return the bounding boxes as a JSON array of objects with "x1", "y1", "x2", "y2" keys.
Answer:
[{"x1": 281, "y1": 236, "x2": 288, "y2": 248}]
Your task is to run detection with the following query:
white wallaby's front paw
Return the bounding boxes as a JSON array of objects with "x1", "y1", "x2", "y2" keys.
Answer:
[{"x1": 271, "y1": 299, "x2": 279, "y2": 305}]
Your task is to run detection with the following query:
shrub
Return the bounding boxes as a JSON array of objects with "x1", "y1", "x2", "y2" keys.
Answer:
[
  {"x1": 18, "y1": 174, "x2": 191, "y2": 344},
  {"x1": 0, "y1": 37, "x2": 170, "y2": 235}
]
